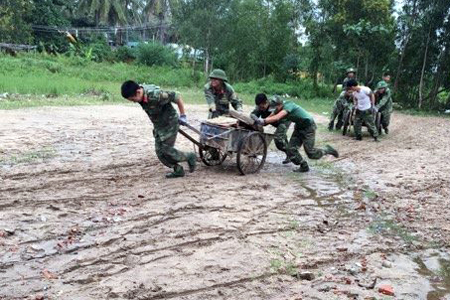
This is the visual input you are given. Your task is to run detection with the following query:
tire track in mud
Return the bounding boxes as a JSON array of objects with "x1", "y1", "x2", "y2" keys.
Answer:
[
  {"x1": 125, "y1": 273, "x2": 275, "y2": 300},
  {"x1": 6, "y1": 106, "x2": 443, "y2": 299}
]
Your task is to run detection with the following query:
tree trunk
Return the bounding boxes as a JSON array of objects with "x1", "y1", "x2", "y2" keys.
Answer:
[
  {"x1": 192, "y1": 49, "x2": 197, "y2": 76},
  {"x1": 356, "y1": 53, "x2": 361, "y2": 81},
  {"x1": 428, "y1": 45, "x2": 449, "y2": 108},
  {"x1": 204, "y1": 48, "x2": 210, "y2": 76},
  {"x1": 418, "y1": 25, "x2": 432, "y2": 109},
  {"x1": 394, "y1": 0, "x2": 418, "y2": 94}
]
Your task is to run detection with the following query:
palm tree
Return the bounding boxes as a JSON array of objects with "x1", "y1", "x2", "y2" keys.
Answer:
[
  {"x1": 143, "y1": 0, "x2": 178, "y2": 43},
  {"x1": 78, "y1": 0, "x2": 127, "y2": 26}
]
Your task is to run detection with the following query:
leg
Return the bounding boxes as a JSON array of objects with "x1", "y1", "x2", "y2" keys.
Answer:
[
  {"x1": 335, "y1": 102, "x2": 345, "y2": 130},
  {"x1": 155, "y1": 133, "x2": 195, "y2": 178},
  {"x1": 354, "y1": 110, "x2": 363, "y2": 140},
  {"x1": 363, "y1": 111, "x2": 379, "y2": 139},
  {"x1": 302, "y1": 124, "x2": 326, "y2": 160},
  {"x1": 328, "y1": 102, "x2": 339, "y2": 130},
  {"x1": 274, "y1": 122, "x2": 291, "y2": 163},
  {"x1": 287, "y1": 126, "x2": 305, "y2": 165},
  {"x1": 381, "y1": 110, "x2": 391, "y2": 133}
]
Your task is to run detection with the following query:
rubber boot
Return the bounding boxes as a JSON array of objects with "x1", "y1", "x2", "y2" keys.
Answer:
[
  {"x1": 187, "y1": 153, "x2": 197, "y2": 173},
  {"x1": 293, "y1": 162, "x2": 310, "y2": 173},
  {"x1": 324, "y1": 145, "x2": 339, "y2": 158},
  {"x1": 384, "y1": 127, "x2": 389, "y2": 134},
  {"x1": 282, "y1": 155, "x2": 291, "y2": 164},
  {"x1": 354, "y1": 136, "x2": 362, "y2": 141},
  {"x1": 335, "y1": 120, "x2": 343, "y2": 130},
  {"x1": 166, "y1": 165, "x2": 185, "y2": 178},
  {"x1": 328, "y1": 121, "x2": 334, "y2": 131}
]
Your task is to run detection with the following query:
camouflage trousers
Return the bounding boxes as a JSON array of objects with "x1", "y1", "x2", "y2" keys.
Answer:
[
  {"x1": 287, "y1": 123, "x2": 327, "y2": 165},
  {"x1": 380, "y1": 109, "x2": 391, "y2": 130},
  {"x1": 354, "y1": 109, "x2": 379, "y2": 138},
  {"x1": 154, "y1": 131, "x2": 188, "y2": 169},
  {"x1": 273, "y1": 122, "x2": 291, "y2": 154},
  {"x1": 329, "y1": 101, "x2": 347, "y2": 128}
]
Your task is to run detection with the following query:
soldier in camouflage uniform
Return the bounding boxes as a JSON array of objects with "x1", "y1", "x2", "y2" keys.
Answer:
[
  {"x1": 342, "y1": 68, "x2": 356, "y2": 89},
  {"x1": 204, "y1": 69, "x2": 243, "y2": 118},
  {"x1": 121, "y1": 80, "x2": 197, "y2": 178},
  {"x1": 250, "y1": 94, "x2": 292, "y2": 164},
  {"x1": 374, "y1": 81, "x2": 393, "y2": 134},
  {"x1": 346, "y1": 79, "x2": 379, "y2": 141},
  {"x1": 328, "y1": 90, "x2": 353, "y2": 131},
  {"x1": 254, "y1": 100, "x2": 339, "y2": 172}
]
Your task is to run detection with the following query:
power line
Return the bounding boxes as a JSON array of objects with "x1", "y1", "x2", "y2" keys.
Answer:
[{"x1": 31, "y1": 23, "x2": 172, "y2": 34}]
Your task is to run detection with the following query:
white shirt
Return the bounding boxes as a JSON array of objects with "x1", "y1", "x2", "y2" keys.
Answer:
[{"x1": 353, "y1": 86, "x2": 372, "y2": 110}]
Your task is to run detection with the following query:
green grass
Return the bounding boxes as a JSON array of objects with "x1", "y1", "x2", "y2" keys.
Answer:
[
  {"x1": 0, "y1": 147, "x2": 56, "y2": 165},
  {"x1": 0, "y1": 52, "x2": 334, "y2": 114}
]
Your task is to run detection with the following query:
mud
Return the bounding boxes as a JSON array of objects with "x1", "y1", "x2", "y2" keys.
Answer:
[{"x1": 1, "y1": 104, "x2": 449, "y2": 299}]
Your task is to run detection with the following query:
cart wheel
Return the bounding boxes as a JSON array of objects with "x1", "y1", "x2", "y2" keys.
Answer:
[
  {"x1": 342, "y1": 108, "x2": 353, "y2": 136},
  {"x1": 199, "y1": 146, "x2": 227, "y2": 166},
  {"x1": 375, "y1": 112, "x2": 382, "y2": 135},
  {"x1": 236, "y1": 132, "x2": 267, "y2": 175}
]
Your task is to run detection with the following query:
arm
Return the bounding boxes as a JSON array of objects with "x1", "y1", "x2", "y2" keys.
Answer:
[
  {"x1": 370, "y1": 93, "x2": 375, "y2": 106},
  {"x1": 204, "y1": 88, "x2": 216, "y2": 111},
  {"x1": 375, "y1": 90, "x2": 391, "y2": 110},
  {"x1": 177, "y1": 96, "x2": 186, "y2": 115},
  {"x1": 230, "y1": 92, "x2": 243, "y2": 112},
  {"x1": 250, "y1": 107, "x2": 260, "y2": 120},
  {"x1": 264, "y1": 110, "x2": 288, "y2": 124}
]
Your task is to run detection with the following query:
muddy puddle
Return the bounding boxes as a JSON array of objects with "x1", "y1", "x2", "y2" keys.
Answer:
[{"x1": 1, "y1": 105, "x2": 450, "y2": 299}]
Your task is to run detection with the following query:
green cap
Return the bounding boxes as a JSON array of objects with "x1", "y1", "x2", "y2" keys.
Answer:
[
  {"x1": 346, "y1": 68, "x2": 356, "y2": 74},
  {"x1": 270, "y1": 95, "x2": 283, "y2": 106},
  {"x1": 209, "y1": 69, "x2": 228, "y2": 82},
  {"x1": 376, "y1": 81, "x2": 388, "y2": 89}
]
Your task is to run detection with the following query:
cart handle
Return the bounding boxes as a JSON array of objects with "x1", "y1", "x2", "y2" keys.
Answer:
[{"x1": 178, "y1": 128, "x2": 203, "y2": 148}]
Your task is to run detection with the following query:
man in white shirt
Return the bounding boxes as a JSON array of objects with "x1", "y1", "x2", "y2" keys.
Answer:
[{"x1": 346, "y1": 79, "x2": 379, "y2": 141}]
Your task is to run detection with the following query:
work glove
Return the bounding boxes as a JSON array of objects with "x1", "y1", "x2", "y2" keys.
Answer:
[
  {"x1": 179, "y1": 114, "x2": 187, "y2": 125},
  {"x1": 372, "y1": 106, "x2": 378, "y2": 113},
  {"x1": 209, "y1": 109, "x2": 219, "y2": 119},
  {"x1": 250, "y1": 114, "x2": 259, "y2": 121},
  {"x1": 254, "y1": 117, "x2": 265, "y2": 126}
]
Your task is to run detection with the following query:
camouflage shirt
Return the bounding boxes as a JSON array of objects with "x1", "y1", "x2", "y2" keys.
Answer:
[
  {"x1": 204, "y1": 82, "x2": 243, "y2": 114},
  {"x1": 139, "y1": 84, "x2": 181, "y2": 141},
  {"x1": 336, "y1": 91, "x2": 353, "y2": 107},
  {"x1": 375, "y1": 87, "x2": 393, "y2": 113}
]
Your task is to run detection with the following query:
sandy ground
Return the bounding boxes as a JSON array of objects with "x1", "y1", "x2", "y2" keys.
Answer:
[{"x1": 1, "y1": 104, "x2": 450, "y2": 300}]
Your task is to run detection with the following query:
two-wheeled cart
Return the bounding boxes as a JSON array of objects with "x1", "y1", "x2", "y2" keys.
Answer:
[{"x1": 179, "y1": 116, "x2": 274, "y2": 175}]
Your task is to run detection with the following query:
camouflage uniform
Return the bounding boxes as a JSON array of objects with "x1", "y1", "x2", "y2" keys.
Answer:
[
  {"x1": 139, "y1": 84, "x2": 192, "y2": 176},
  {"x1": 375, "y1": 81, "x2": 393, "y2": 133},
  {"x1": 250, "y1": 99, "x2": 291, "y2": 154},
  {"x1": 354, "y1": 109, "x2": 378, "y2": 139},
  {"x1": 342, "y1": 68, "x2": 356, "y2": 88},
  {"x1": 281, "y1": 101, "x2": 338, "y2": 171},
  {"x1": 204, "y1": 82, "x2": 243, "y2": 118},
  {"x1": 328, "y1": 91, "x2": 352, "y2": 130}
]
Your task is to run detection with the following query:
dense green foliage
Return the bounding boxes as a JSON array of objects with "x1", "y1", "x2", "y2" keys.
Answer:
[{"x1": 1, "y1": 0, "x2": 450, "y2": 111}]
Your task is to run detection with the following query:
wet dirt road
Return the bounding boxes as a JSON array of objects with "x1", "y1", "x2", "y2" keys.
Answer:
[{"x1": 1, "y1": 104, "x2": 450, "y2": 299}]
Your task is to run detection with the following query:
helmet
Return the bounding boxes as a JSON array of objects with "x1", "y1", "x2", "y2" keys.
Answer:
[
  {"x1": 376, "y1": 81, "x2": 388, "y2": 90},
  {"x1": 346, "y1": 68, "x2": 356, "y2": 74},
  {"x1": 270, "y1": 95, "x2": 283, "y2": 106},
  {"x1": 209, "y1": 69, "x2": 228, "y2": 82}
]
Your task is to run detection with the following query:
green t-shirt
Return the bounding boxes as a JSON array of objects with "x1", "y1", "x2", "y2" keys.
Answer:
[{"x1": 282, "y1": 101, "x2": 314, "y2": 128}]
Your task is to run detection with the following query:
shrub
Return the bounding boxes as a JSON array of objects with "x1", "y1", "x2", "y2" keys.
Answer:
[
  {"x1": 114, "y1": 46, "x2": 136, "y2": 63},
  {"x1": 136, "y1": 42, "x2": 178, "y2": 67}
]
